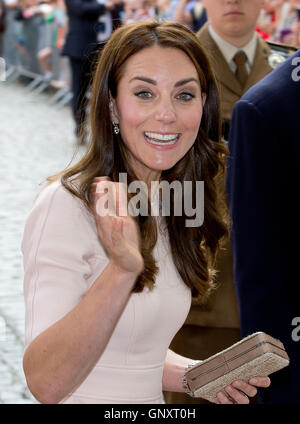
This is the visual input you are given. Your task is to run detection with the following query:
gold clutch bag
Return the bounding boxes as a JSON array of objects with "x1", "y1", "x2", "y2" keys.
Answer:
[{"x1": 182, "y1": 332, "x2": 290, "y2": 403}]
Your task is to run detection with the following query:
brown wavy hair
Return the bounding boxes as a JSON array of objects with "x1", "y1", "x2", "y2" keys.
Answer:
[{"x1": 47, "y1": 20, "x2": 228, "y2": 301}]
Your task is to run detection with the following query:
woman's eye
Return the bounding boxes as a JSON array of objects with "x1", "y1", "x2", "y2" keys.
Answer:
[
  {"x1": 177, "y1": 92, "x2": 195, "y2": 101},
  {"x1": 134, "y1": 91, "x2": 153, "y2": 99}
]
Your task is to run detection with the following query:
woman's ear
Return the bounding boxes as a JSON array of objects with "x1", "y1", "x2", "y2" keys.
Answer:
[
  {"x1": 202, "y1": 93, "x2": 207, "y2": 107},
  {"x1": 109, "y1": 94, "x2": 119, "y2": 124}
]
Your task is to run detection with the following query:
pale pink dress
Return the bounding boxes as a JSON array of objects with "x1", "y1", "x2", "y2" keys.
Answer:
[{"x1": 22, "y1": 180, "x2": 192, "y2": 404}]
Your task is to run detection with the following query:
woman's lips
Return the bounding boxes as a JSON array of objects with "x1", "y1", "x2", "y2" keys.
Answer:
[{"x1": 224, "y1": 11, "x2": 244, "y2": 16}]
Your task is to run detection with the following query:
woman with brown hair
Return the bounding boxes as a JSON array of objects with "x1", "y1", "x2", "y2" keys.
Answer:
[{"x1": 22, "y1": 20, "x2": 270, "y2": 404}]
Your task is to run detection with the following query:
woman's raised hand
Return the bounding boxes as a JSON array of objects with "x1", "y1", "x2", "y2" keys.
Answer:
[{"x1": 91, "y1": 177, "x2": 144, "y2": 276}]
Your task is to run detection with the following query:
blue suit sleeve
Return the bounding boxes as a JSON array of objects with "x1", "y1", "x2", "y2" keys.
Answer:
[{"x1": 227, "y1": 100, "x2": 299, "y2": 404}]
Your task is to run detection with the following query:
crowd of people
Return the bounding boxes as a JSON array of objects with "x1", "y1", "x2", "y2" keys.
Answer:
[
  {"x1": 0, "y1": 1, "x2": 299, "y2": 64},
  {"x1": 257, "y1": 0, "x2": 300, "y2": 44},
  {"x1": 1, "y1": 1, "x2": 299, "y2": 134}
]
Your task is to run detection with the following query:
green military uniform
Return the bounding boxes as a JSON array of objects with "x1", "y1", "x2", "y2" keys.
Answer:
[
  {"x1": 196, "y1": 22, "x2": 273, "y2": 144},
  {"x1": 196, "y1": 23, "x2": 273, "y2": 122},
  {"x1": 164, "y1": 23, "x2": 296, "y2": 404}
]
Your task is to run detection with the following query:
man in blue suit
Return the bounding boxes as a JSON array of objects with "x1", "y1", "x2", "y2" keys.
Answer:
[
  {"x1": 62, "y1": 0, "x2": 106, "y2": 142},
  {"x1": 227, "y1": 50, "x2": 300, "y2": 404}
]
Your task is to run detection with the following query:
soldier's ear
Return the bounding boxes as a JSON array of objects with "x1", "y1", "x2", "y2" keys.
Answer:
[{"x1": 109, "y1": 93, "x2": 119, "y2": 124}]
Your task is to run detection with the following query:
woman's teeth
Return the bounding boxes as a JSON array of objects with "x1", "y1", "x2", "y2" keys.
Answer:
[{"x1": 144, "y1": 132, "x2": 179, "y2": 146}]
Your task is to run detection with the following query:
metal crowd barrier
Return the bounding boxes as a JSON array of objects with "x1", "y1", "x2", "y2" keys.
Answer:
[{"x1": 1, "y1": 7, "x2": 72, "y2": 108}]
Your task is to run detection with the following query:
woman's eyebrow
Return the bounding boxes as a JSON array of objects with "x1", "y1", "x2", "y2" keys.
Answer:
[
  {"x1": 174, "y1": 78, "x2": 199, "y2": 87},
  {"x1": 129, "y1": 76, "x2": 200, "y2": 87},
  {"x1": 129, "y1": 76, "x2": 156, "y2": 85}
]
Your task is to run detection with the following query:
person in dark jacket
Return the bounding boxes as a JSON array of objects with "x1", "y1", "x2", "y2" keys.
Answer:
[
  {"x1": 0, "y1": 0, "x2": 6, "y2": 57},
  {"x1": 227, "y1": 49, "x2": 300, "y2": 404},
  {"x1": 62, "y1": 0, "x2": 106, "y2": 143}
]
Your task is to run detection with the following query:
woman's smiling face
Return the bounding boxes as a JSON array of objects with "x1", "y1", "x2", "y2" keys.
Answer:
[{"x1": 110, "y1": 45, "x2": 206, "y2": 183}]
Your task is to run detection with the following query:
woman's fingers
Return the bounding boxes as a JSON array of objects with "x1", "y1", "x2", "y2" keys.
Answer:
[
  {"x1": 216, "y1": 391, "x2": 233, "y2": 404},
  {"x1": 217, "y1": 377, "x2": 271, "y2": 404},
  {"x1": 93, "y1": 176, "x2": 111, "y2": 182},
  {"x1": 217, "y1": 384, "x2": 250, "y2": 404},
  {"x1": 91, "y1": 177, "x2": 112, "y2": 198},
  {"x1": 231, "y1": 380, "x2": 257, "y2": 397},
  {"x1": 90, "y1": 177, "x2": 143, "y2": 274},
  {"x1": 114, "y1": 183, "x2": 129, "y2": 217},
  {"x1": 91, "y1": 177, "x2": 112, "y2": 197},
  {"x1": 223, "y1": 385, "x2": 250, "y2": 404},
  {"x1": 248, "y1": 376, "x2": 271, "y2": 388},
  {"x1": 92, "y1": 178, "x2": 128, "y2": 218}
]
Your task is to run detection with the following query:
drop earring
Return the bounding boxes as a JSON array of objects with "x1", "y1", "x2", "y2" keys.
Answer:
[{"x1": 112, "y1": 122, "x2": 120, "y2": 135}]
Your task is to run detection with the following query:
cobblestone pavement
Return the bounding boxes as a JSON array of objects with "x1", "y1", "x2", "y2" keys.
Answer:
[{"x1": 0, "y1": 80, "x2": 85, "y2": 403}]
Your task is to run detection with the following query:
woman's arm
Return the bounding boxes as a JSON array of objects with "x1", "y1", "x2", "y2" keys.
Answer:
[
  {"x1": 162, "y1": 349, "x2": 194, "y2": 393},
  {"x1": 23, "y1": 178, "x2": 144, "y2": 404},
  {"x1": 23, "y1": 262, "x2": 140, "y2": 404}
]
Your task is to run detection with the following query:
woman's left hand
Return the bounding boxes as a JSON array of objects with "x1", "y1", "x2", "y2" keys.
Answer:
[{"x1": 216, "y1": 376, "x2": 271, "y2": 404}]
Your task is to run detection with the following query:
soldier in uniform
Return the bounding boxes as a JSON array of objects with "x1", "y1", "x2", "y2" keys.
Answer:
[
  {"x1": 164, "y1": 0, "x2": 296, "y2": 404},
  {"x1": 196, "y1": 0, "x2": 273, "y2": 140}
]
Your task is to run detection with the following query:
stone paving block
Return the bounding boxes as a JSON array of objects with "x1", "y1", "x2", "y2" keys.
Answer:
[{"x1": 0, "y1": 80, "x2": 85, "y2": 404}]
